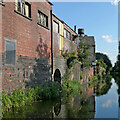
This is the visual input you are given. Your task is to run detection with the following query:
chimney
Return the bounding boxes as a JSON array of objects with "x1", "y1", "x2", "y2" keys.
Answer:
[
  {"x1": 74, "y1": 25, "x2": 76, "y2": 32},
  {"x1": 78, "y1": 28, "x2": 84, "y2": 36}
]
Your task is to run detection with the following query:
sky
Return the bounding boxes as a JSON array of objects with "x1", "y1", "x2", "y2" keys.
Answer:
[{"x1": 52, "y1": 2, "x2": 118, "y2": 66}]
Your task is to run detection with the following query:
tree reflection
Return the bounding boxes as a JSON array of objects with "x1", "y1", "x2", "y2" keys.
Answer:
[
  {"x1": 96, "y1": 75, "x2": 112, "y2": 96},
  {"x1": 113, "y1": 76, "x2": 120, "y2": 95}
]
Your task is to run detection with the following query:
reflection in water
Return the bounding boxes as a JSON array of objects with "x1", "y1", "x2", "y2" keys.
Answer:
[
  {"x1": 95, "y1": 79, "x2": 118, "y2": 118},
  {"x1": 3, "y1": 92, "x2": 96, "y2": 119},
  {"x1": 3, "y1": 78, "x2": 120, "y2": 119},
  {"x1": 96, "y1": 75, "x2": 112, "y2": 96}
]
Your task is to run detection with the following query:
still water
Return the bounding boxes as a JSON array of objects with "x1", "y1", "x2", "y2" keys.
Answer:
[
  {"x1": 3, "y1": 79, "x2": 119, "y2": 119},
  {"x1": 95, "y1": 79, "x2": 118, "y2": 118}
]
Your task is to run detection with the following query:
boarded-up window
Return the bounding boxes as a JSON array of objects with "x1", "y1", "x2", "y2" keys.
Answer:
[
  {"x1": 53, "y1": 21, "x2": 59, "y2": 33},
  {"x1": 38, "y1": 10, "x2": 48, "y2": 28},
  {"x1": 5, "y1": 40, "x2": 16, "y2": 65}
]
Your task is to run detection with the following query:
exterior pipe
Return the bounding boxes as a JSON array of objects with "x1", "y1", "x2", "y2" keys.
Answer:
[{"x1": 50, "y1": 10, "x2": 53, "y2": 81}]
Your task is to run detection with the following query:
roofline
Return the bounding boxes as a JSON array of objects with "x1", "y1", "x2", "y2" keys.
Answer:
[
  {"x1": 64, "y1": 22, "x2": 77, "y2": 34},
  {"x1": 52, "y1": 13, "x2": 64, "y2": 23},
  {"x1": 52, "y1": 13, "x2": 77, "y2": 34},
  {"x1": 46, "y1": 0, "x2": 53, "y2": 5}
]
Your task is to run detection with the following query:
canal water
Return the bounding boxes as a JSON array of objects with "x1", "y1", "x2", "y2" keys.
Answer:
[
  {"x1": 2, "y1": 79, "x2": 120, "y2": 119},
  {"x1": 95, "y1": 79, "x2": 118, "y2": 118}
]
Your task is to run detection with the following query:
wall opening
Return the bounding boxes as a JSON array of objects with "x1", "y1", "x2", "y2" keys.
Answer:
[{"x1": 54, "y1": 69, "x2": 61, "y2": 85}]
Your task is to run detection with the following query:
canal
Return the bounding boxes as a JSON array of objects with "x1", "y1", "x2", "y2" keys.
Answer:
[{"x1": 2, "y1": 78, "x2": 119, "y2": 119}]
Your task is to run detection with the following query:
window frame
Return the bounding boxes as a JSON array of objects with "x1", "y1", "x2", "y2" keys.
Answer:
[
  {"x1": 53, "y1": 20, "x2": 59, "y2": 33},
  {"x1": 5, "y1": 39, "x2": 16, "y2": 66},
  {"x1": 37, "y1": 10, "x2": 49, "y2": 29},
  {"x1": 15, "y1": 0, "x2": 32, "y2": 20},
  {"x1": 64, "y1": 29, "x2": 71, "y2": 40}
]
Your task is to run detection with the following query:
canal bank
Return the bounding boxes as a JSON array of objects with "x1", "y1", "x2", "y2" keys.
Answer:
[{"x1": 2, "y1": 78, "x2": 119, "y2": 119}]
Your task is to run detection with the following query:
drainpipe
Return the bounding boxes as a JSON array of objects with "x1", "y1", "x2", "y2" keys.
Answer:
[{"x1": 50, "y1": 10, "x2": 53, "y2": 81}]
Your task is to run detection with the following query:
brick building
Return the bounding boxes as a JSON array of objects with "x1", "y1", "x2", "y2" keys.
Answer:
[
  {"x1": 52, "y1": 13, "x2": 78, "y2": 56},
  {"x1": 0, "y1": 0, "x2": 53, "y2": 92},
  {"x1": 0, "y1": 0, "x2": 96, "y2": 93},
  {"x1": 52, "y1": 14, "x2": 79, "y2": 84}
]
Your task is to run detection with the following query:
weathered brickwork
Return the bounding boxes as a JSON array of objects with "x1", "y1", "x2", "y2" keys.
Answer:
[
  {"x1": 63, "y1": 24, "x2": 78, "y2": 53},
  {"x1": 52, "y1": 14, "x2": 79, "y2": 84},
  {"x1": 53, "y1": 56, "x2": 66, "y2": 84},
  {"x1": 63, "y1": 38, "x2": 77, "y2": 53},
  {"x1": 53, "y1": 32, "x2": 60, "y2": 54},
  {"x1": 1, "y1": 1, "x2": 96, "y2": 94},
  {"x1": 1, "y1": 1, "x2": 52, "y2": 92}
]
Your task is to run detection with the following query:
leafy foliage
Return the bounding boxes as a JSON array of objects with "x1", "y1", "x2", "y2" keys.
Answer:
[
  {"x1": 89, "y1": 75, "x2": 98, "y2": 87},
  {"x1": 63, "y1": 38, "x2": 90, "y2": 69},
  {"x1": 62, "y1": 79, "x2": 83, "y2": 95},
  {"x1": 96, "y1": 52, "x2": 112, "y2": 73},
  {"x1": 2, "y1": 82, "x2": 60, "y2": 113},
  {"x1": 77, "y1": 39, "x2": 90, "y2": 68},
  {"x1": 63, "y1": 51, "x2": 80, "y2": 68}
]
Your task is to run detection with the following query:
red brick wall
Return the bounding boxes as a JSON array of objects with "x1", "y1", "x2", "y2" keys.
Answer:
[
  {"x1": 1, "y1": 2, "x2": 52, "y2": 92},
  {"x1": 63, "y1": 25, "x2": 78, "y2": 53},
  {"x1": 2, "y1": 2, "x2": 52, "y2": 58}
]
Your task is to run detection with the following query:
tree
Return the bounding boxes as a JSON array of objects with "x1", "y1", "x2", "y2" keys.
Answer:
[
  {"x1": 96, "y1": 52, "x2": 112, "y2": 73},
  {"x1": 77, "y1": 39, "x2": 89, "y2": 68}
]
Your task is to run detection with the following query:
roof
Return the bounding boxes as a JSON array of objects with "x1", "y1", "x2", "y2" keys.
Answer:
[
  {"x1": 52, "y1": 13, "x2": 77, "y2": 34},
  {"x1": 46, "y1": 0, "x2": 53, "y2": 5}
]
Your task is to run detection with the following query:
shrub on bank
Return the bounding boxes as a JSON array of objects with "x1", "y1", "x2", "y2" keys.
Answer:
[
  {"x1": 62, "y1": 79, "x2": 83, "y2": 94},
  {"x1": 89, "y1": 75, "x2": 98, "y2": 87},
  {"x1": 2, "y1": 82, "x2": 60, "y2": 112}
]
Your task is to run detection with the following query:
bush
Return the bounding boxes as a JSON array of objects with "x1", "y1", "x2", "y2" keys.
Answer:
[
  {"x1": 62, "y1": 79, "x2": 82, "y2": 94},
  {"x1": 89, "y1": 76, "x2": 98, "y2": 87},
  {"x1": 2, "y1": 82, "x2": 60, "y2": 113}
]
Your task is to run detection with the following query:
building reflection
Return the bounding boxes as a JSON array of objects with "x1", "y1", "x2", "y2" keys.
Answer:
[
  {"x1": 3, "y1": 87, "x2": 96, "y2": 119},
  {"x1": 52, "y1": 87, "x2": 96, "y2": 119}
]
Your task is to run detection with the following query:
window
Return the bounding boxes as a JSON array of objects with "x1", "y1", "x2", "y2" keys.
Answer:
[
  {"x1": 72, "y1": 35, "x2": 77, "y2": 44},
  {"x1": 5, "y1": 40, "x2": 16, "y2": 65},
  {"x1": 16, "y1": 0, "x2": 31, "y2": 18},
  {"x1": 53, "y1": 21, "x2": 59, "y2": 33},
  {"x1": 64, "y1": 29, "x2": 71, "y2": 40},
  {"x1": 38, "y1": 10, "x2": 48, "y2": 28}
]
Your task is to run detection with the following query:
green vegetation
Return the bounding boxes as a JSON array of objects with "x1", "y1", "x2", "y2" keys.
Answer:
[
  {"x1": 112, "y1": 55, "x2": 120, "y2": 77},
  {"x1": 63, "y1": 38, "x2": 89, "y2": 69},
  {"x1": 62, "y1": 79, "x2": 83, "y2": 94},
  {"x1": 63, "y1": 51, "x2": 80, "y2": 68},
  {"x1": 96, "y1": 75, "x2": 112, "y2": 96},
  {"x1": 112, "y1": 44, "x2": 120, "y2": 94},
  {"x1": 88, "y1": 54, "x2": 112, "y2": 96},
  {"x1": 96, "y1": 52, "x2": 112, "y2": 74},
  {"x1": 2, "y1": 82, "x2": 60, "y2": 113},
  {"x1": 77, "y1": 39, "x2": 90, "y2": 68},
  {"x1": 89, "y1": 75, "x2": 98, "y2": 87}
]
